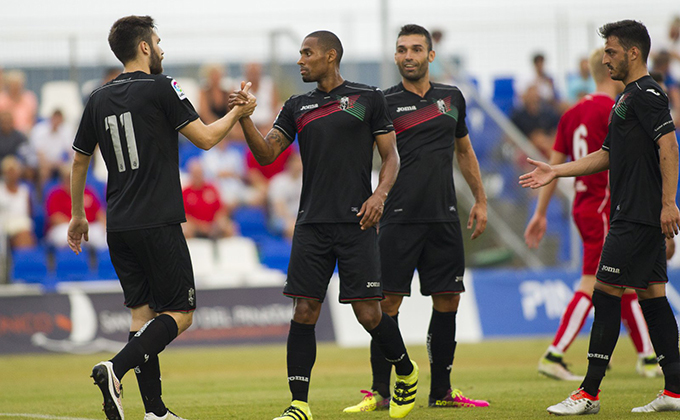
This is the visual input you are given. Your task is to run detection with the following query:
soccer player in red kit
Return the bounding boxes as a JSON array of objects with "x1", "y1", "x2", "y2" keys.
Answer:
[{"x1": 525, "y1": 47, "x2": 661, "y2": 381}]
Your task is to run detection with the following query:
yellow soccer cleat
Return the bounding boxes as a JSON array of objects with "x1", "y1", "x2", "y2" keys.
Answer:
[
  {"x1": 343, "y1": 389, "x2": 390, "y2": 412},
  {"x1": 273, "y1": 400, "x2": 313, "y2": 420},
  {"x1": 389, "y1": 360, "x2": 418, "y2": 418}
]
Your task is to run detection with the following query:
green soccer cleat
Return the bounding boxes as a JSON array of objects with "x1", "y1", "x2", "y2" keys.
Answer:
[
  {"x1": 343, "y1": 389, "x2": 390, "y2": 412},
  {"x1": 389, "y1": 360, "x2": 418, "y2": 418},
  {"x1": 273, "y1": 400, "x2": 313, "y2": 420}
]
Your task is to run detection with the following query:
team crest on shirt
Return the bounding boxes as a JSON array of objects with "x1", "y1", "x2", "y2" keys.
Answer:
[
  {"x1": 171, "y1": 79, "x2": 187, "y2": 100},
  {"x1": 436, "y1": 99, "x2": 448, "y2": 114},
  {"x1": 613, "y1": 93, "x2": 630, "y2": 120},
  {"x1": 339, "y1": 96, "x2": 350, "y2": 110}
]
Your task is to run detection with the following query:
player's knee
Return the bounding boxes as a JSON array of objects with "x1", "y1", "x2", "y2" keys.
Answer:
[
  {"x1": 174, "y1": 312, "x2": 193, "y2": 334},
  {"x1": 355, "y1": 308, "x2": 382, "y2": 331},
  {"x1": 432, "y1": 293, "x2": 460, "y2": 312}
]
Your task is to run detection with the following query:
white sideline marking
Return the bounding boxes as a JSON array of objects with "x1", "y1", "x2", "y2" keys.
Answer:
[{"x1": 0, "y1": 414, "x2": 97, "y2": 420}]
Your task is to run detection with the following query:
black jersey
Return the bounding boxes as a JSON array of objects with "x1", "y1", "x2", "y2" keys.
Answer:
[
  {"x1": 73, "y1": 72, "x2": 199, "y2": 232},
  {"x1": 273, "y1": 80, "x2": 394, "y2": 224},
  {"x1": 380, "y1": 82, "x2": 469, "y2": 224},
  {"x1": 602, "y1": 75, "x2": 676, "y2": 227}
]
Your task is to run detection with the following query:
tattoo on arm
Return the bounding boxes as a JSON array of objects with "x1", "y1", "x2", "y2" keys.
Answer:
[{"x1": 266, "y1": 129, "x2": 291, "y2": 154}]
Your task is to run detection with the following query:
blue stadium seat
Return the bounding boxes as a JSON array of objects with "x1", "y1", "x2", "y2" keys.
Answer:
[
  {"x1": 54, "y1": 247, "x2": 93, "y2": 281},
  {"x1": 96, "y1": 249, "x2": 117, "y2": 280},
  {"x1": 11, "y1": 246, "x2": 49, "y2": 284},
  {"x1": 259, "y1": 237, "x2": 292, "y2": 273},
  {"x1": 492, "y1": 77, "x2": 516, "y2": 115},
  {"x1": 233, "y1": 206, "x2": 270, "y2": 243}
]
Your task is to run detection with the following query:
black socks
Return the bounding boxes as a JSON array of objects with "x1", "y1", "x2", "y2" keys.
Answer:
[
  {"x1": 428, "y1": 309, "x2": 457, "y2": 399},
  {"x1": 128, "y1": 331, "x2": 166, "y2": 416},
  {"x1": 640, "y1": 296, "x2": 680, "y2": 394},
  {"x1": 287, "y1": 321, "x2": 317, "y2": 402},
  {"x1": 580, "y1": 289, "x2": 621, "y2": 397},
  {"x1": 368, "y1": 312, "x2": 413, "y2": 377},
  {"x1": 370, "y1": 314, "x2": 398, "y2": 399}
]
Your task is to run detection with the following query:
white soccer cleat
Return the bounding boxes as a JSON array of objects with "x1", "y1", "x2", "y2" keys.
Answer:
[
  {"x1": 91, "y1": 361, "x2": 124, "y2": 420},
  {"x1": 547, "y1": 388, "x2": 600, "y2": 416},
  {"x1": 538, "y1": 352, "x2": 584, "y2": 381},
  {"x1": 144, "y1": 410, "x2": 188, "y2": 420},
  {"x1": 631, "y1": 390, "x2": 680, "y2": 412}
]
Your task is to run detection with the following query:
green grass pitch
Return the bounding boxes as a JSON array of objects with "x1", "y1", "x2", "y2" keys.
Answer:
[{"x1": 0, "y1": 337, "x2": 673, "y2": 419}]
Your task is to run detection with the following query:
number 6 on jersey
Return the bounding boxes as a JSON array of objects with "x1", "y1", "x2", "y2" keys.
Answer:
[{"x1": 105, "y1": 111, "x2": 140, "y2": 172}]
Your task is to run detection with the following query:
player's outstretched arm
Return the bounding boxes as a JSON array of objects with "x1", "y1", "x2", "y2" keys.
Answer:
[
  {"x1": 67, "y1": 151, "x2": 92, "y2": 255},
  {"x1": 455, "y1": 135, "x2": 487, "y2": 239},
  {"x1": 520, "y1": 148, "x2": 609, "y2": 189},
  {"x1": 357, "y1": 132, "x2": 400, "y2": 230},
  {"x1": 524, "y1": 150, "x2": 567, "y2": 248},
  {"x1": 180, "y1": 82, "x2": 256, "y2": 150},
  {"x1": 658, "y1": 131, "x2": 680, "y2": 238}
]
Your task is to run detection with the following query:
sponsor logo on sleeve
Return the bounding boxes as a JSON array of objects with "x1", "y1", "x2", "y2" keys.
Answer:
[{"x1": 171, "y1": 79, "x2": 187, "y2": 100}]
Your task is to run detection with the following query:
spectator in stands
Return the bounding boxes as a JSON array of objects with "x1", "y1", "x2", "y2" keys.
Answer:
[
  {"x1": 198, "y1": 63, "x2": 232, "y2": 125},
  {"x1": 566, "y1": 57, "x2": 596, "y2": 103},
  {"x1": 0, "y1": 111, "x2": 29, "y2": 164},
  {"x1": 182, "y1": 158, "x2": 235, "y2": 239},
  {"x1": 655, "y1": 16, "x2": 680, "y2": 82},
  {"x1": 28, "y1": 109, "x2": 74, "y2": 191},
  {"x1": 246, "y1": 144, "x2": 293, "y2": 184},
  {"x1": 46, "y1": 165, "x2": 106, "y2": 250},
  {"x1": 0, "y1": 70, "x2": 38, "y2": 134},
  {"x1": 267, "y1": 152, "x2": 302, "y2": 239},
  {"x1": 0, "y1": 156, "x2": 36, "y2": 248},
  {"x1": 652, "y1": 51, "x2": 680, "y2": 119},
  {"x1": 201, "y1": 137, "x2": 266, "y2": 211},
  {"x1": 511, "y1": 85, "x2": 560, "y2": 157},
  {"x1": 242, "y1": 62, "x2": 279, "y2": 131}
]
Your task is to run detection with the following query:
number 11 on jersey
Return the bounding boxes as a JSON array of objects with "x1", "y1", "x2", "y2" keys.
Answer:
[{"x1": 105, "y1": 111, "x2": 140, "y2": 172}]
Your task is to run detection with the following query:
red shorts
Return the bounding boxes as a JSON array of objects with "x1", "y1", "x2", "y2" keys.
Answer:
[{"x1": 573, "y1": 204, "x2": 609, "y2": 275}]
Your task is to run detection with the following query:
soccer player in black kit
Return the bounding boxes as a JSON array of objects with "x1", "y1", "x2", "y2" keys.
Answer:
[
  {"x1": 343, "y1": 24, "x2": 489, "y2": 414},
  {"x1": 230, "y1": 31, "x2": 418, "y2": 419},
  {"x1": 67, "y1": 16, "x2": 255, "y2": 420},
  {"x1": 521, "y1": 20, "x2": 680, "y2": 414}
]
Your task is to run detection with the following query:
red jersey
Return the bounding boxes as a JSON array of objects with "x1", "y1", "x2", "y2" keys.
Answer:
[
  {"x1": 246, "y1": 146, "x2": 293, "y2": 180},
  {"x1": 182, "y1": 183, "x2": 222, "y2": 222},
  {"x1": 553, "y1": 93, "x2": 613, "y2": 211},
  {"x1": 46, "y1": 186, "x2": 102, "y2": 226}
]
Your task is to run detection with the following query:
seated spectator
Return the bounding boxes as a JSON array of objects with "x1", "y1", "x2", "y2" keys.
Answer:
[
  {"x1": 45, "y1": 165, "x2": 106, "y2": 250},
  {"x1": 566, "y1": 57, "x2": 596, "y2": 103},
  {"x1": 0, "y1": 156, "x2": 36, "y2": 248},
  {"x1": 652, "y1": 51, "x2": 680, "y2": 120},
  {"x1": 201, "y1": 139, "x2": 266, "y2": 211},
  {"x1": 511, "y1": 85, "x2": 560, "y2": 157},
  {"x1": 0, "y1": 70, "x2": 37, "y2": 134},
  {"x1": 0, "y1": 111, "x2": 29, "y2": 164},
  {"x1": 246, "y1": 145, "x2": 293, "y2": 183},
  {"x1": 28, "y1": 109, "x2": 74, "y2": 191},
  {"x1": 198, "y1": 63, "x2": 232, "y2": 125},
  {"x1": 182, "y1": 159, "x2": 235, "y2": 239},
  {"x1": 267, "y1": 152, "x2": 302, "y2": 239}
]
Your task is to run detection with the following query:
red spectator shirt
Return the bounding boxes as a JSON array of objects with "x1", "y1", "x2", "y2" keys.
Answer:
[
  {"x1": 182, "y1": 183, "x2": 222, "y2": 222},
  {"x1": 246, "y1": 146, "x2": 293, "y2": 180},
  {"x1": 46, "y1": 186, "x2": 102, "y2": 226},
  {"x1": 553, "y1": 93, "x2": 613, "y2": 211}
]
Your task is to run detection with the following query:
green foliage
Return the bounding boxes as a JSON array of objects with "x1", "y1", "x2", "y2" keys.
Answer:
[{"x1": 0, "y1": 338, "x2": 671, "y2": 419}]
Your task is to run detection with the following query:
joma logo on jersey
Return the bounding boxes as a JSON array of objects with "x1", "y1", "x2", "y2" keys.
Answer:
[
  {"x1": 396, "y1": 106, "x2": 417, "y2": 113},
  {"x1": 288, "y1": 376, "x2": 309, "y2": 382},
  {"x1": 366, "y1": 282, "x2": 380, "y2": 288},
  {"x1": 600, "y1": 265, "x2": 620, "y2": 274},
  {"x1": 588, "y1": 352, "x2": 610, "y2": 360},
  {"x1": 300, "y1": 103, "x2": 319, "y2": 111}
]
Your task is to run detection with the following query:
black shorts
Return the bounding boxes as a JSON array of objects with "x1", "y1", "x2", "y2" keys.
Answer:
[
  {"x1": 379, "y1": 222, "x2": 465, "y2": 296},
  {"x1": 596, "y1": 220, "x2": 668, "y2": 290},
  {"x1": 107, "y1": 224, "x2": 196, "y2": 312},
  {"x1": 285, "y1": 223, "x2": 381, "y2": 303}
]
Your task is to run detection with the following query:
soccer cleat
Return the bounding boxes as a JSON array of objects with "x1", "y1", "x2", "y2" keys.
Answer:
[
  {"x1": 538, "y1": 352, "x2": 584, "y2": 381},
  {"x1": 144, "y1": 410, "x2": 187, "y2": 420},
  {"x1": 389, "y1": 360, "x2": 418, "y2": 418},
  {"x1": 636, "y1": 355, "x2": 663, "y2": 378},
  {"x1": 631, "y1": 390, "x2": 680, "y2": 412},
  {"x1": 547, "y1": 388, "x2": 600, "y2": 416},
  {"x1": 343, "y1": 389, "x2": 390, "y2": 412},
  {"x1": 428, "y1": 388, "x2": 489, "y2": 408},
  {"x1": 91, "y1": 361, "x2": 124, "y2": 420},
  {"x1": 273, "y1": 400, "x2": 313, "y2": 420}
]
